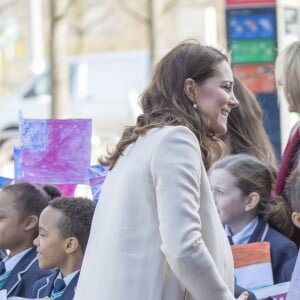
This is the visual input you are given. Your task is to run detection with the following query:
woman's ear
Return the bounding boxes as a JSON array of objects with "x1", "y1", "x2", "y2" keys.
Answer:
[
  {"x1": 291, "y1": 212, "x2": 300, "y2": 228},
  {"x1": 244, "y1": 192, "x2": 260, "y2": 212},
  {"x1": 184, "y1": 78, "x2": 197, "y2": 103},
  {"x1": 24, "y1": 215, "x2": 39, "y2": 231}
]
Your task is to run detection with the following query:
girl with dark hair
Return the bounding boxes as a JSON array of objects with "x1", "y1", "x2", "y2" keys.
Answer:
[
  {"x1": 0, "y1": 182, "x2": 60, "y2": 297},
  {"x1": 209, "y1": 154, "x2": 298, "y2": 286}
]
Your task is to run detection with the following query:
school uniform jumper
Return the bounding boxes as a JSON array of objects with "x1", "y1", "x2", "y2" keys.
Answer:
[
  {"x1": 0, "y1": 247, "x2": 53, "y2": 297},
  {"x1": 30, "y1": 269, "x2": 79, "y2": 300},
  {"x1": 240, "y1": 218, "x2": 298, "y2": 283},
  {"x1": 279, "y1": 257, "x2": 297, "y2": 282}
]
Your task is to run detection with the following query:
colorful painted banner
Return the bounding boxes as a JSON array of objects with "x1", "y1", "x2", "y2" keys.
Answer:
[
  {"x1": 88, "y1": 164, "x2": 108, "y2": 203},
  {"x1": 14, "y1": 147, "x2": 23, "y2": 180},
  {"x1": 230, "y1": 39, "x2": 276, "y2": 63},
  {"x1": 14, "y1": 116, "x2": 92, "y2": 185},
  {"x1": 231, "y1": 242, "x2": 273, "y2": 289},
  {"x1": 54, "y1": 184, "x2": 77, "y2": 197},
  {"x1": 0, "y1": 176, "x2": 13, "y2": 188}
]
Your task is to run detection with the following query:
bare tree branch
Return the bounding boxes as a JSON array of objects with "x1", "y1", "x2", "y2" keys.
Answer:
[
  {"x1": 84, "y1": 9, "x2": 113, "y2": 31},
  {"x1": 69, "y1": 22, "x2": 83, "y2": 36},
  {"x1": 85, "y1": 0, "x2": 106, "y2": 11},
  {"x1": 118, "y1": 0, "x2": 149, "y2": 23},
  {"x1": 54, "y1": 0, "x2": 74, "y2": 23},
  {"x1": 69, "y1": 4, "x2": 114, "y2": 36},
  {"x1": 162, "y1": 0, "x2": 178, "y2": 14}
]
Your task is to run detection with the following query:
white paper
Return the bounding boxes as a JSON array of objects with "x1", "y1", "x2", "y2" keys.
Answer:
[{"x1": 235, "y1": 261, "x2": 274, "y2": 289}]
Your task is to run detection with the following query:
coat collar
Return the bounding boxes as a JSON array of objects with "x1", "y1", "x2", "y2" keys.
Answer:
[
  {"x1": 5, "y1": 247, "x2": 37, "y2": 295},
  {"x1": 247, "y1": 218, "x2": 269, "y2": 243},
  {"x1": 37, "y1": 269, "x2": 80, "y2": 299}
]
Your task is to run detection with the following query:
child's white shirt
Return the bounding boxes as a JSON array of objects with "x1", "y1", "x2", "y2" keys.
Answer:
[{"x1": 225, "y1": 217, "x2": 259, "y2": 244}]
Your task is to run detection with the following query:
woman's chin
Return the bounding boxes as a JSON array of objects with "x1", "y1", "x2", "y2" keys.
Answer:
[{"x1": 214, "y1": 126, "x2": 227, "y2": 136}]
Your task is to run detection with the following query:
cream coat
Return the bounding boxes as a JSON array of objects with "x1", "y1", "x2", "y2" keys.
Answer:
[{"x1": 74, "y1": 125, "x2": 235, "y2": 300}]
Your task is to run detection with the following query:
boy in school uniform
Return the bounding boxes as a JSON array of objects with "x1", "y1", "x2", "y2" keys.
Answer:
[{"x1": 30, "y1": 197, "x2": 96, "y2": 300}]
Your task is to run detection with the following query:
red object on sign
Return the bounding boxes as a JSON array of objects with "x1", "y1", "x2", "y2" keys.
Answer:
[{"x1": 227, "y1": 0, "x2": 275, "y2": 7}]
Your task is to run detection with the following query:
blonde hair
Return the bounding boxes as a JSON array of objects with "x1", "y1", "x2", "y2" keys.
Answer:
[{"x1": 275, "y1": 41, "x2": 300, "y2": 112}]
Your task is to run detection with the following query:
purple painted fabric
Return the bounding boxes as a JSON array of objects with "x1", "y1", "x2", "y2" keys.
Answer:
[
  {"x1": 54, "y1": 184, "x2": 77, "y2": 196},
  {"x1": 14, "y1": 147, "x2": 23, "y2": 180},
  {"x1": 15, "y1": 118, "x2": 91, "y2": 184},
  {"x1": 88, "y1": 165, "x2": 108, "y2": 203}
]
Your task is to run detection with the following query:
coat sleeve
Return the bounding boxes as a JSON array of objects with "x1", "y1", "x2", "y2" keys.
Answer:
[{"x1": 150, "y1": 126, "x2": 235, "y2": 300}]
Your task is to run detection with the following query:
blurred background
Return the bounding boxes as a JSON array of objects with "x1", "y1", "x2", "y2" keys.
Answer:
[{"x1": 0, "y1": 0, "x2": 300, "y2": 180}]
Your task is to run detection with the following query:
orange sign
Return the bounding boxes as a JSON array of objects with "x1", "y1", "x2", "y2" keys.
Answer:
[{"x1": 232, "y1": 64, "x2": 276, "y2": 93}]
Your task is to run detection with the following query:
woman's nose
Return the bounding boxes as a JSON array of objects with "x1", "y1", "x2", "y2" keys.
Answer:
[{"x1": 229, "y1": 94, "x2": 239, "y2": 108}]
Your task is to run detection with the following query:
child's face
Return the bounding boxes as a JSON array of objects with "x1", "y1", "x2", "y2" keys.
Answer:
[
  {"x1": 0, "y1": 190, "x2": 27, "y2": 254},
  {"x1": 291, "y1": 211, "x2": 300, "y2": 228},
  {"x1": 34, "y1": 206, "x2": 67, "y2": 270},
  {"x1": 209, "y1": 168, "x2": 247, "y2": 226}
]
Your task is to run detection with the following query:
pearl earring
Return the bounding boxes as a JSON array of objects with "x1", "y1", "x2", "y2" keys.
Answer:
[{"x1": 193, "y1": 103, "x2": 197, "y2": 109}]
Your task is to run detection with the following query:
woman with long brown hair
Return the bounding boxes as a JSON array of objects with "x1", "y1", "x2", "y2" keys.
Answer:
[{"x1": 74, "y1": 41, "x2": 248, "y2": 300}]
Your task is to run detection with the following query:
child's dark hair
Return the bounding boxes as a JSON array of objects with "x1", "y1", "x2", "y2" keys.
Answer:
[
  {"x1": 212, "y1": 154, "x2": 293, "y2": 237},
  {"x1": 42, "y1": 184, "x2": 62, "y2": 199},
  {"x1": 48, "y1": 197, "x2": 96, "y2": 253},
  {"x1": 2, "y1": 182, "x2": 61, "y2": 220}
]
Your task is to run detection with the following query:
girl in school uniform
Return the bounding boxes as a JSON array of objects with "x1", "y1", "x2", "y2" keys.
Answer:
[
  {"x1": 209, "y1": 153, "x2": 298, "y2": 286},
  {"x1": 0, "y1": 182, "x2": 60, "y2": 297}
]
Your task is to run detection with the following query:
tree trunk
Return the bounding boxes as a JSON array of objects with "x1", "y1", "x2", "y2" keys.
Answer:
[
  {"x1": 148, "y1": 0, "x2": 155, "y2": 71},
  {"x1": 49, "y1": 0, "x2": 70, "y2": 118}
]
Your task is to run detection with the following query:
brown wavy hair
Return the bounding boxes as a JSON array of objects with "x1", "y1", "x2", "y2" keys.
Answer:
[
  {"x1": 223, "y1": 75, "x2": 277, "y2": 166},
  {"x1": 100, "y1": 41, "x2": 229, "y2": 170}
]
